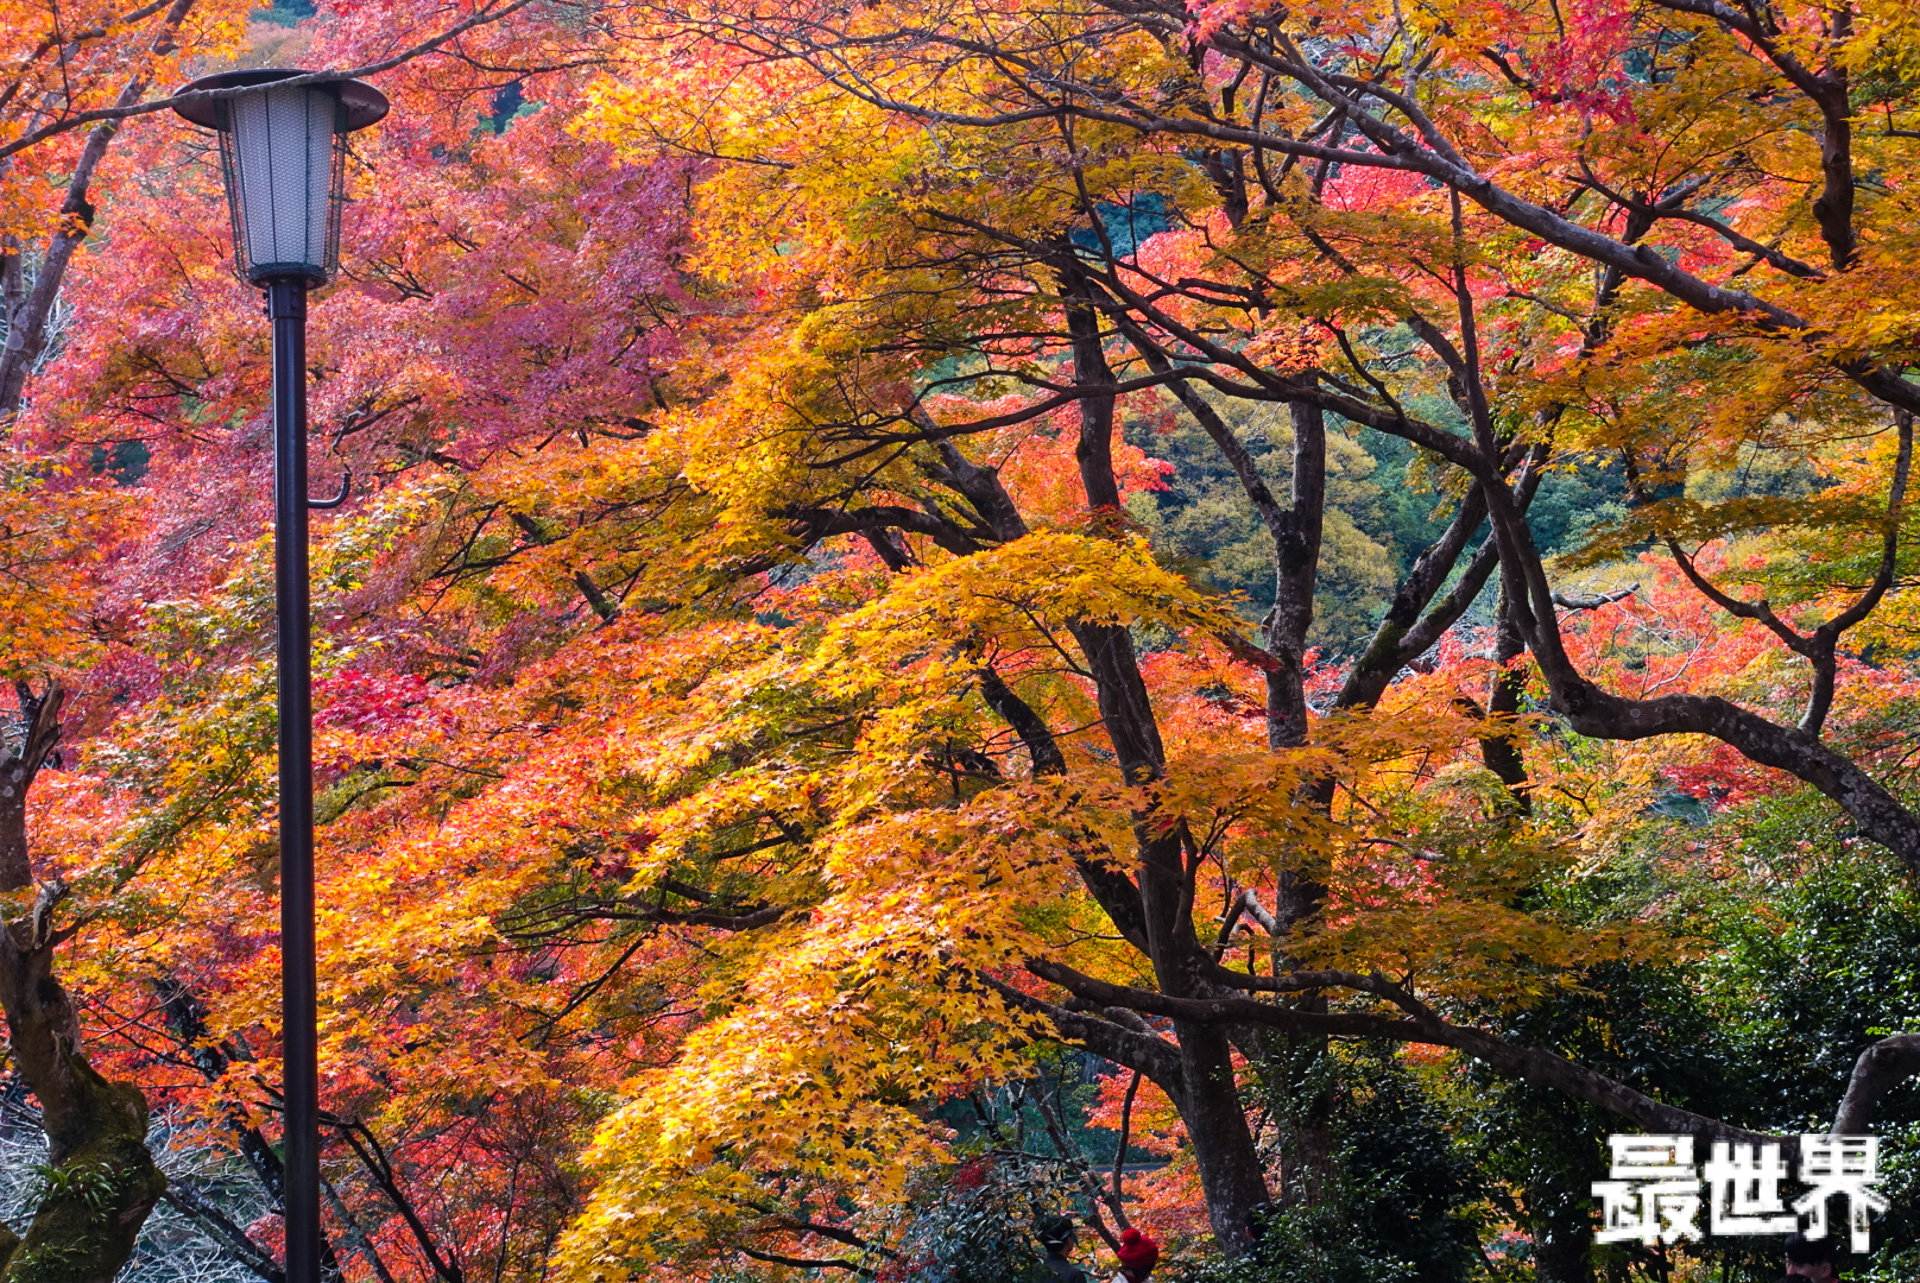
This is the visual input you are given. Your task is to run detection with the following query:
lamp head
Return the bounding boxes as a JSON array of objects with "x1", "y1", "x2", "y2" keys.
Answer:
[{"x1": 173, "y1": 69, "x2": 388, "y2": 286}]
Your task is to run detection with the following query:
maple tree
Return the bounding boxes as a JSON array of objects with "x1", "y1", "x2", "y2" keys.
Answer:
[
  {"x1": 542, "y1": 0, "x2": 1920, "y2": 1272},
  {"x1": 4, "y1": 0, "x2": 1920, "y2": 1279}
]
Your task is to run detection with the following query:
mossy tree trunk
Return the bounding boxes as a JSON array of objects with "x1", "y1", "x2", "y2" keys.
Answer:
[{"x1": 0, "y1": 682, "x2": 165, "y2": 1283}]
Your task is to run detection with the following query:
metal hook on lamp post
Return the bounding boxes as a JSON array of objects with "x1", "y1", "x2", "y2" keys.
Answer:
[{"x1": 309, "y1": 467, "x2": 352, "y2": 510}]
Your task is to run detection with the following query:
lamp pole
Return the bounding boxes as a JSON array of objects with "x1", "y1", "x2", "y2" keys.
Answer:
[
  {"x1": 175, "y1": 70, "x2": 388, "y2": 1283},
  {"x1": 268, "y1": 273, "x2": 320, "y2": 1281}
]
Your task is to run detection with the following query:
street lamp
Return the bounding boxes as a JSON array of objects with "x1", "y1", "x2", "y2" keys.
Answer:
[{"x1": 174, "y1": 68, "x2": 388, "y2": 1283}]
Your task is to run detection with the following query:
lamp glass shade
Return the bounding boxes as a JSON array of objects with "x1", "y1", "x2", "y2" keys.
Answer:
[
  {"x1": 222, "y1": 84, "x2": 343, "y2": 283},
  {"x1": 218, "y1": 83, "x2": 346, "y2": 284},
  {"x1": 173, "y1": 70, "x2": 389, "y2": 285}
]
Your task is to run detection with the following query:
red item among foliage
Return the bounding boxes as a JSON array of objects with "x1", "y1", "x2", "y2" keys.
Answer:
[{"x1": 1116, "y1": 1228, "x2": 1160, "y2": 1272}]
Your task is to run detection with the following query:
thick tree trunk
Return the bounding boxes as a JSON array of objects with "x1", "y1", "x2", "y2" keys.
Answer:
[
  {"x1": 0, "y1": 683, "x2": 165, "y2": 1283},
  {"x1": 1263, "y1": 400, "x2": 1325, "y2": 751},
  {"x1": 1478, "y1": 586, "x2": 1532, "y2": 813},
  {"x1": 1074, "y1": 620, "x2": 1273, "y2": 1245},
  {"x1": 0, "y1": 931, "x2": 165, "y2": 1283},
  {"x1": 1057, "y1": 253, "x2": 1273, "y2": 1248},
  {"x1": 1171, "y1": 1023, "x2": 1271, "y2": 1248}
]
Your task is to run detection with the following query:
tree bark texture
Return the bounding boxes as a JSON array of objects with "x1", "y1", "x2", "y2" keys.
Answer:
[
  {"x1": 1262, "y1": 399, "x2": 1325, "y2": 752},
  {"x1": 0, "y1": 683, "x2": 165, "y2": 1283},
  {"x1": 1477, "y1": 585, "x2": 1532, "y2": 813}
]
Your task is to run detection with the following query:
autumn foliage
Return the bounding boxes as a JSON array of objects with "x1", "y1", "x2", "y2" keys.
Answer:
[{"x1": 5, "y1": 0, "x2": 1920, "y2": 1280}]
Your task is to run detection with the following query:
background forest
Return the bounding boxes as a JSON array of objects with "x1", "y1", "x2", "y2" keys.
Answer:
[{"x1": 4, "y1": 0, "x2": 1920, "y2": 1280}]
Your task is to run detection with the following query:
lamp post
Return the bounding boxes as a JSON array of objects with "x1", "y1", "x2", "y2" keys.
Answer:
[{"x1": 174, "y1": 68, "x2": 388, "y2": 1283}]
